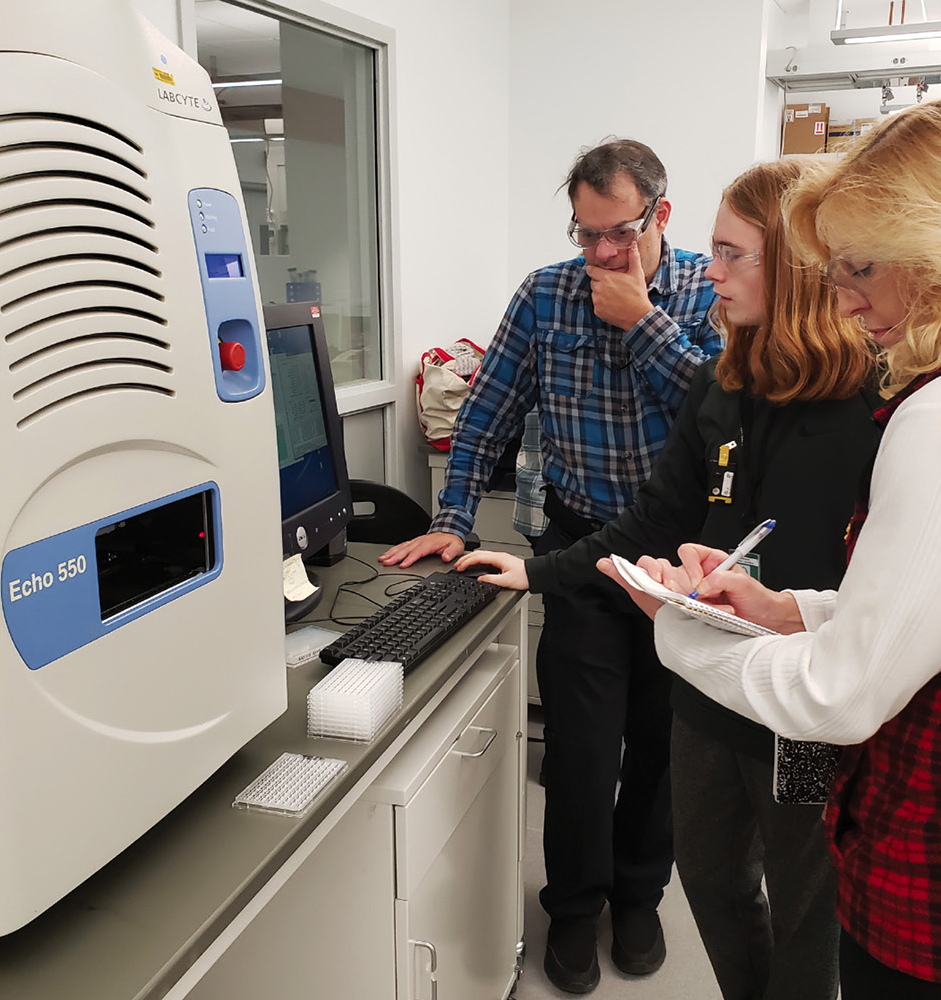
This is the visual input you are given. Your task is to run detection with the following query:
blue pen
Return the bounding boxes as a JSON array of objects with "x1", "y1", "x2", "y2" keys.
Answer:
[{"x1": 688, "y1": 518, "x2": 776, "y2": 599}]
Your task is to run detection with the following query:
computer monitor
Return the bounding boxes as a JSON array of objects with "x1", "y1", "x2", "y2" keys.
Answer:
[{"x1": 263, "y1": 302, "x2": 353, "y2": 622}]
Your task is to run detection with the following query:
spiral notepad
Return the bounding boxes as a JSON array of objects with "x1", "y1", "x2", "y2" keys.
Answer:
[{"x1": 609, "y1": 554, "x2": 780, "y2": 638}]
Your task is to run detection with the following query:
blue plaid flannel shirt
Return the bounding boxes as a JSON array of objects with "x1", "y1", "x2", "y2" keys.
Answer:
[
  {"x1": 431, "y1": 239, "x2": 721, "y2": 538},
  {"x1": 511, "y1": 408, "x2": 548, "y2": 537}
]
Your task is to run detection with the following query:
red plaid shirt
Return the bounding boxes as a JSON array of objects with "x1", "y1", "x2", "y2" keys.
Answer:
[{"x1": 826, "y1": 368, "x2": 941, "y2": 982}]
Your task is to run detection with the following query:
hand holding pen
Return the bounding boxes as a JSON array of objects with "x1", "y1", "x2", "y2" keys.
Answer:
[{"x1": 688, "y1": 518, "x2": 776, "y2": 599}]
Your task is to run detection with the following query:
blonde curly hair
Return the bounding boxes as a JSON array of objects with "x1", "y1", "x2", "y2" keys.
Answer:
[{"x1": 783, "y1": 100, "x2": 941, "y2": 395}]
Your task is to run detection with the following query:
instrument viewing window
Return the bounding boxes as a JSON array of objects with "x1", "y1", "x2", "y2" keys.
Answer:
[{"x1": 95, "y1": 490, "x2": 217, "y2": 620}]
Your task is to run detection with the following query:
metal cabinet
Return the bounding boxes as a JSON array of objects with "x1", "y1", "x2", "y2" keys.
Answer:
[
  {"x1": 366, "y1": 645, "x2": 525, "y2": 1000},
  {"x1": 184, "y1": 797, "x2": 397, "y2": 1000}
]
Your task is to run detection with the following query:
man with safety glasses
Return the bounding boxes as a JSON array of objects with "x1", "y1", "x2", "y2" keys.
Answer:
[{"x1": 380, "y1": 139, "x2": 719, "y2": 994}]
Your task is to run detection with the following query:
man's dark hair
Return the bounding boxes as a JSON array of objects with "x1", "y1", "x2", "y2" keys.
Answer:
[{"x1": 564, "y1": 138, "x2": 667, "y2": 205}]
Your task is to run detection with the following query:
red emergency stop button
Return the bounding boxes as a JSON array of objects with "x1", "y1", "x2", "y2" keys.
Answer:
[{"x1": 219, "y1": 341, "x2": 246, "y2": 371}]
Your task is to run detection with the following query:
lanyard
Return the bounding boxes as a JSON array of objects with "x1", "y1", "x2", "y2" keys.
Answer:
[{"x1": 737, "y1": 391, "x2": 789, "y2": 528}]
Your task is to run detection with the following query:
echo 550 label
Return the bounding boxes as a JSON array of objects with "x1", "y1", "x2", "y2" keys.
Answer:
[{"x1": 8, "y1": 555, "x2": 88, "y2": 602}]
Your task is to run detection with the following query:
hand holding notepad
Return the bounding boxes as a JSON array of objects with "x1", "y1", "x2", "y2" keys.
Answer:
[{"x1": 608, "y1": 554, "x2": 780, "y2": 637}]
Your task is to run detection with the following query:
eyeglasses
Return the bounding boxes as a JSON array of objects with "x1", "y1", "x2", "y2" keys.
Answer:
[
  {"x1": 567, "y1": 198, "x2": 660, "y2": 250},
  {"x1": 710, "y1": 241, "x2": 761, "y2": 268},
  {"x1": 822, "y1": 257, "x2": 878, "y2": 294}
]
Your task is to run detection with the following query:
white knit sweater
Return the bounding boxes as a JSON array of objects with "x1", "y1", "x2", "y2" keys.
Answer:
[{"x1": 653, "y1": 377, "x2": 941, "y2": 746}]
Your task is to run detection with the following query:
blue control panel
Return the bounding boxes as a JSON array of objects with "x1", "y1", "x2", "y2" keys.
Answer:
[
  {"x1": 188, "y1": 187, "x2": 265, "y2": 401},
  {"x1": 2, "y1": 484, "x2": 222, "y2": 670}
]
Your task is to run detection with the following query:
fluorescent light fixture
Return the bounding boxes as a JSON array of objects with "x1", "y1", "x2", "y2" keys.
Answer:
[
  {"x1": 212, "y1": 78, "x2": 282, "y2": 89},
  {"x1": 229, "y1": 136, "x2": 285, "y2": 144},
  {"x1": 831, "y1": 21, "x2": 941, "y2": 44}
]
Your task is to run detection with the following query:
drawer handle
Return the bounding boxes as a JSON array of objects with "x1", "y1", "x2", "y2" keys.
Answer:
[
  {"x1": 453, "y1": 725, "x2": 497, "y2": 758},
  {"x1": 411, "y1": 938, "x2": 438, "y2": 1000}
]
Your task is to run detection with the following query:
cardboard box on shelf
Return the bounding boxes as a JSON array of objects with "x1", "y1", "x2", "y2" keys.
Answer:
[
  {"x1": 826, "y1": 116, "x2": 879, "y2": 151},
  {"x1": 826, "y1": 122, "x2": 854, "y2": 152},
  {"x1": 783, "y1": 103, "x2": 830, "y2": 154}
]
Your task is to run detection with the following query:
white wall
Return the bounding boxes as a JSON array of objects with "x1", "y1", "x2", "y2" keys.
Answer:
[
  {"x1": 506, "y1": 0, "x2": 781, "y2": 285},
  {"x1": 288, "y1": 0, "x2": 512, "y2": 503}
]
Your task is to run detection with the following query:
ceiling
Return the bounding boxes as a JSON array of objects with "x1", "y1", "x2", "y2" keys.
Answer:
[{"x1": 773, "y1": 0, "x2": 937, "y2": 21}]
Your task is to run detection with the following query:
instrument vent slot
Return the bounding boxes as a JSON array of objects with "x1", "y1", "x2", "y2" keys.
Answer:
[
  {"x1": 5, "y1": 307, "x2": 168, "y2": 346},
  {"x1": 2, "y1": 279, "x2": 166, "y2": 313},
  {"x1": 10, "y1": 331, "x2": 171, "y2": 370},
  {"x1": 0, "y1": 112, "x2": 143, "y2": 153},
  {"x1": 16, "y1": 383, "x2": 176, "y2": 429}
]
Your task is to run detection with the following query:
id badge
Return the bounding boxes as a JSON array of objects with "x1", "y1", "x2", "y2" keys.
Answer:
[
  {"x1": 737, "y1": 552, "x2": 761, "y2": 581},
  {"x1": 707, "y1": 440, "x2": 738, "y2": 504}
]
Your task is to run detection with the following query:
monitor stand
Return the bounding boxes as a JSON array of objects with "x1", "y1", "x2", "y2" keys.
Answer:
[{"x1": 284, "y1": 565, "x2": 323, "y2": 624}]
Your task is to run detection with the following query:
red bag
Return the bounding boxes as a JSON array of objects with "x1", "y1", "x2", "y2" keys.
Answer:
[{"x1": 415, "y1": 339, "x2": 485, "y2": 451}]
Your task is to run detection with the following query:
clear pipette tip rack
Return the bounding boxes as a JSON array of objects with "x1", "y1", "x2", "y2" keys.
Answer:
[{"x1": 307, "y1": 658, "x2": 404, "y2": 742}]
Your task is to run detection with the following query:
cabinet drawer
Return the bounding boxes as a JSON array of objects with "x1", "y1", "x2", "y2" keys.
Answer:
[
  {"x1": 367, "y1": 644, "x2": 517, "y2": 803},
  {"x1": 395, "y1": 660, "x2": 519, "y2": 897}
]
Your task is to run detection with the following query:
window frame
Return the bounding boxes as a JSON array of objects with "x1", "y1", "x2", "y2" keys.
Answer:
[{"x1": 189, "y1": 0, "x2": 401, "y2": 478}]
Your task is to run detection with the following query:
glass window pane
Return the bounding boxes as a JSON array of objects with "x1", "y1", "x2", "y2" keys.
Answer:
[{"x1": 195, "y1": 2, "x2": 381, "y2": 386}]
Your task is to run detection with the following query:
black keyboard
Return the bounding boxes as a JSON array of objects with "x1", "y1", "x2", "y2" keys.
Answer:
[{"x1": 319, "y1": 571, "x2": 500, "y2": 673}]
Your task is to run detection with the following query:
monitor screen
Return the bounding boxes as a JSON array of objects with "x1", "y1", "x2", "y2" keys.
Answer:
[
  {"x1": 263, "y1": 303, "x2": 352, "y2": 576},
  {"x1": 269, "y1": 324, "x2": 338, "y2": 519}
]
